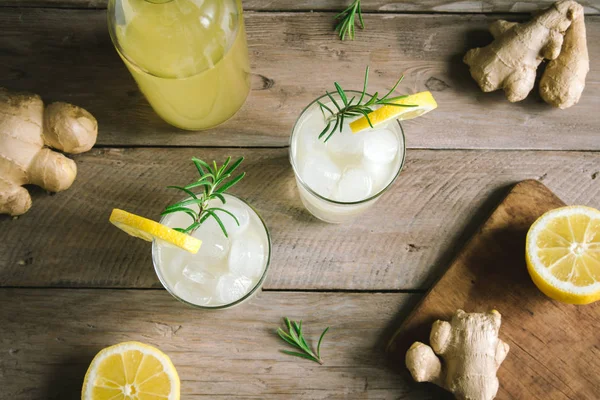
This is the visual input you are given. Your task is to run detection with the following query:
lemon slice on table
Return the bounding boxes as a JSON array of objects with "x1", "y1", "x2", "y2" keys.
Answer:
[
  {"x1": 526, "y1": 206, "x2": 600, "y2": 305},
  {"x1": 82, "y1": 341, "x2": 180, "y2": 400},
  {"x1": 349, "y1": 91, "x2": 438, "y2": 133},
  {"x1": 109, "y1": 208, "x2": 201, "y2": 254}
]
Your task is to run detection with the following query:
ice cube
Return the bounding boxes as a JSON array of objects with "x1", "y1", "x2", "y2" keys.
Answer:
[
  {"x1": 228, "y1": 235, "x2": 266, "y2": 279},
  {"x1": 333, "y1": 167, "x2": 373, "y2": 202},
  {"x1": 218, "y1": 197, "x2": 250, "y2": 237},
  {"x1": 173, "y1": 280, "x2": 212, "y2": 306},
  {"x1": 193, "y1": 218, "x2": 230, "y2": 261},
  {"x1": 182, "y1": 264, "x2": 217, "y2": 286},
  {"x1": 295, "y1": 111, "x2": 325, "y2": 154},
  {"x1": 214, "y1": 274, "x2": 253, "y2": 304},
  {"x1": 325, "y1": 124, "x2": 365, "y2": 161},
  {"x1": 362, "y1": 161, "x2": 393, "y2": 194},
  {"x1": 300, "y1": 151, "x2": 342, "y2": 198},
  {"x1": 363, "y1": 128, "x2": 399, "y2": 164}
]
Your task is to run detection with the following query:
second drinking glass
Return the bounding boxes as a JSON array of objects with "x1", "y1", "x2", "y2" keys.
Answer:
[{"x1": 289, "y1": 91, "x2": 406, "y2": 223}]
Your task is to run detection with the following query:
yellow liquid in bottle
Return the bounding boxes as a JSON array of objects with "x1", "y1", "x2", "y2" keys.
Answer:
[{"x1": 110, "y1": 0, "x2": 250, "y2": 130}]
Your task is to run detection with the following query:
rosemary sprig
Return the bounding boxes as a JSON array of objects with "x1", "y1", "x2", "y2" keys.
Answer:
[
  {"x1": 335, "y1": 0, "x2": 364, "y2": 41},
  {"x1": 317, "y1": 66, "x2": 417, "y2": 142},
  {"x1": 277, "y1": 317, "x2": 329, "y2": 365},
  {"x1": 162, "y1": 157, "x2": 245, "y2": 238}
]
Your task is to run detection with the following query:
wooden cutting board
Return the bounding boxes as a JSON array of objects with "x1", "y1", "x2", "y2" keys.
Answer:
[{"x1": 388, "y1": 179, "x2": 600, "y2": 400}]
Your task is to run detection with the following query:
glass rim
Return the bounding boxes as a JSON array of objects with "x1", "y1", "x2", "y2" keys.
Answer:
[
  {"x1": 288, "y1": 90, "x2": 407, "y2": 206},
  {"x1": 107, "y1": 0, "x2": 242, "y2": 80},
  {"x1": 151, "y1": 193, "x2": 272, "y2": 310}
]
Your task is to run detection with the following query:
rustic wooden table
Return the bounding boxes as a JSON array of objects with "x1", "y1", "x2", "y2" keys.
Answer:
[{"x1": 1, "y1": 1, "x2": 599, "y2": 399}]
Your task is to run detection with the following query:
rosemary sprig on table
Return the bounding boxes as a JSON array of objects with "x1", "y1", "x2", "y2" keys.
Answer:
[
  {"x1": 317, "y1": 66, "x2": 417, "y2": 142},
  {"x1": 335, "y1": 0, "x2": 364, "y2": 41},
  {"x1": 277, "y1": 317, "x2": 329, "y2": 365},
  {"x1": 161, "y1": 157, "x2": 245, "y2": 237}
]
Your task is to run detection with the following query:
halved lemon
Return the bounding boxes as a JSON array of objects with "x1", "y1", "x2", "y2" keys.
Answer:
[
  {"x1": 349, "y1": 91, "x2": 438, "y2": 133},
  {"x1": 110, "y1": 209, "x2": 201, "y2": 254},
  {"x1": 81, "y1": 341, "x2": 180, "y2": 400},
  {"x1": 526, "y1": 206, "x2": 600, "y2": 304}
]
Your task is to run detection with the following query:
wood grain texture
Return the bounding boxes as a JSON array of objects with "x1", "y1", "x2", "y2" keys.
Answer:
[
  {"x1": 1, "y1": 148, "x2": 599, "y2": 290},
  {"x1": 388, "y1": 180, "x2": 600, "y2": 400},
  {"x1": 0, "y1": 9, "x2": 598, "y2": 149},
  {"x1": 2, "y1": 0, "x2": 599, "y2": 14},
  {"x1": 0, "y1": 289, "x2": 437, "y2": 400}
]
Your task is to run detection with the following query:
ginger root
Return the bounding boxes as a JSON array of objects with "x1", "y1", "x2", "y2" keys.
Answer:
[
  {"x1": 463, "y1": 1, "x2": 584, "y2": 103},
  {"x1": 539, "y1": 15, "x2": 589, "y2": 108},
  {"x1": 0, "y1": 88, "x2": 98, "y2": 216},
  {"x1": 406, "y1": 309, "x2": 510, "y2": 400}
]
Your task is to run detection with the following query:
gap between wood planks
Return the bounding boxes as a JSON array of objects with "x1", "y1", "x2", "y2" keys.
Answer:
[{"x1": 0, "y1": 286, "x2": 426, "y2": 293}]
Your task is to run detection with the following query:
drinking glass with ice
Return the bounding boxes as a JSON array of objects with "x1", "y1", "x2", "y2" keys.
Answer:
[
  {"x1": 153, "y1": 194, "x2": 271, "y2": 309},
  {"x1": 289, "y1": 91, "x2": 406, "y2": 223}
]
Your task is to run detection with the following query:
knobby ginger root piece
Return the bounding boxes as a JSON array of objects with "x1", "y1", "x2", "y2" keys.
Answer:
[
  {"x1": 463, "y1": 0, "x2": 583, "y2": 102},
  {"x1": 539, "y1": 15, "x2": 589, "y2": 109},
  {"x1": 406, "y1": 310, "x2": 510, "y2": 400},
  {"x1": 0, "y1": 88, "x2": 98, "y2": 216}
]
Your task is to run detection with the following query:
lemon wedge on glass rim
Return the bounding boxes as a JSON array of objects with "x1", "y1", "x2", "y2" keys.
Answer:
[
  {"x1": 109, "y1": 208, "x2": 201, "y2": 254},
  {"x1": 81, "y1": 341, "x2": 180, "y2": 400},
  {"x1": 526, "y1": 206, "x2": 600, "y2": 305},
  {"x1": 349, "y1": 91, "x2": 438, "y2": 133}
]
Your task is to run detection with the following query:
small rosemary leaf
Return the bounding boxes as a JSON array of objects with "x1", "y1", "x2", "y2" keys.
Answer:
[
  {"x1": 205, "y1": 210, "x2": 228, "y2": 238},
  {"x1": 223, "y1": 156, "x2": 244, "y2": 177},
  {"x1": 184, "y1": 181, "x2": 212, "y2": 190},
  {"x1": 213, "y1": 193, "x2": 227, "y2": 204},
  {"x1": 380, "y1": 75, "x2": 404, "y2": 101},
  {"x1": 357, "y1": 3, "x2": 364, "y2": 28},
  {"x1": 215, "y1": 172, "x2": 245, "y2": 194},
  {"x1": 183, "y1": 221, "x2": 201, "y2": 234},
  {"x1": 358, "y1": 66, "x2": 369, "y2": 104},
  {"x1": 212, "y1": 160, "x2": 219, "y2": 175},
  {"x1": 385, "y1": 95, "x2": 409, "y2": 102},
  {"x1": 317, "y1": 101, "x2": 334, "y2": 117},
  {"x1": 191, "y1": 157, "x2": 210, "y2": 176},
  {"x1": 286, "y1": 318, "x2": 299, "y2": 341},
  {"x1": 318, "y1": 120, "x2": 332, "y2": 140},
  {"x1": 292, "y1": 320, "x2": 302, "y2": 335},
  {"x1": 165, "y1": 197, "x2": 204, "y2": 209},
  {"x1": 277, "y1": 329, "x2": 303, "y2": 350},
  {"x1": 349, "y1": 13, "x2": 355, "y2": 39},
  {"x1": 380, "y1": 102, "x2": 418, "y2": 108},
  {"x1": 173, "y1": 227, "x2": 185, "y2": 233},
  {"x1": 325, "y1": 91, "x2": 341, "y2": 111},
  {"x1": 210, "y1": 207, "x2": 240, "y2": 226},
  {"x1": 160, "y1": 206, "x2": 198, "y2": 220},
  {"x1": 347, "y1": 96, "x2": 356, "y2": 107},
  {"x1": 365, "y1": 92, "x2": 379, "y2": 106},
  {"x1": 280, "y1": 350, "x2": 319, "y2": 364},
  {"x1": 166, "y1": 185, "x2": 197, "y2": 200},
  {"x1": 217, "y1": 157, "x2": 230, "y2": 176},
  {"x1": 317, "y1": 327, "x2": 330, "y2": 358},
  {"x1": 339, "y1": 113, "x2": 345, "y2": 133},
  {"x1": 334, "y1": 82, "x2": 347, "y2": 106}
]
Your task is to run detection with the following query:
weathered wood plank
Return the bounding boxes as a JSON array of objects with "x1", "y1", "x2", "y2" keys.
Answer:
[
  {"x1": 2, "y1": 0, "x2": 599, "y2": 14},
  {"x1": 1, "y1": 148, "x2": 599, "y2": 290},
  {"x1": 0, "y1": 289, "x2": 436, "y2": 399},
  {"x1": 0, "y1": 9, "x2": 598, "y2": 149}
]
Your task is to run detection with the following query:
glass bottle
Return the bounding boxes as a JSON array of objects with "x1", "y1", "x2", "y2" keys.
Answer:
[{"x1": 108, "y1": 0, "x2": 251, "y2": 130}]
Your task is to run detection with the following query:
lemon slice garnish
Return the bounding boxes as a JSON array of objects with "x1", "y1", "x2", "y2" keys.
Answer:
[
  {"x1": 81, "y1": 341, "x2": 180, "y2": 400},
  {"x1": 349, "y1": 91, "x2": 438, "y2": 133},
  {"x1": 526, "y1": 205, "x2": 600, "y2": 304},
  {"x1": 110, "y1": 208, "x2": 201, "y2": 254}
]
